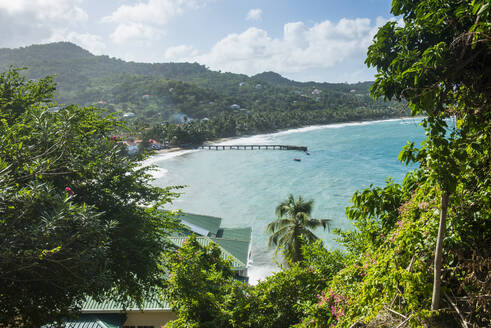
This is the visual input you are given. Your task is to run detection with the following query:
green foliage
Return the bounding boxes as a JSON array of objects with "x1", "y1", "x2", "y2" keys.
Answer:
[
  {"x1": 161, "y1": 1, "x2": 490, "y2": 326},
  {"x1": 245, "y1": 264, "x2": 329, "y2": 328},
  {"x1": 165, "y1": 236, "x2": 336, "y2": 328},
  {"x1": 340, "y1": 178, "x2": 407, "y2": 256},
  {"x1": 0, "y1": 42, "x2": 408, "y2": 145},
  {"x1": 165, "y1": 235, "x2": 244, "y2": 328},
  {"x1": 0, "y1": 68, "x2": 180, "y2": 327},
  {"x1": 267, "y1": 195, "x2": 330, "y2": 264}
]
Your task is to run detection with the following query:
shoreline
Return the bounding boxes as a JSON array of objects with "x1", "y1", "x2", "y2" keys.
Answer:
[{"x1": 152, "y1": 116, "x2": 422, "y2": 157}]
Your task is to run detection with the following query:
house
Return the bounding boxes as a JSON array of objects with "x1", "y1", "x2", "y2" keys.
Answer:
[
  {"x1": 123, "y1": 112, "x2": 136, "y2": 119},
  {"x1": 142, "y1": 94, "x2": 152, "y2": 100},
  {"x1": 46, "y1": 213, "x2": 252, "y2": 328},
  {"x1": 230, "y1": 104, "x2": 241, "y2": 110},
  {"x1": 123, "y1": 139, "x2": 142, "y2": 156},
  {"x1": 239, "y1": 82, "x2": 246, "y2": 87},
  {"x1": 148, "y1": 139, "x2": 163, "y2": 150},
  {"x1": 45, "y1": 298, "x2": 176, "y2": 328},
  {"x1": 169, "y1": 113, "x2": 189, "y2": 124},
  {"x1": 174, "y1": 212, "x2": 252, "y2": 281},
  {"x1": 311, "y1": 89, "x2": 322, "y2": 95},
  {"x1": 255, "y1": 83, "x2": 262, "y2": 89}
]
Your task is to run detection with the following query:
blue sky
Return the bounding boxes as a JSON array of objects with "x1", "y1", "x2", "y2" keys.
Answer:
[{"x1": 0, "y1": 0, "x2": 396, "y2": 82}]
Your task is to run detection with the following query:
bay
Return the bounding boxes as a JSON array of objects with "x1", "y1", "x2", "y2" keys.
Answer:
[{"x1": 147, "y1": 118, "x2": 426, "y2": 283}]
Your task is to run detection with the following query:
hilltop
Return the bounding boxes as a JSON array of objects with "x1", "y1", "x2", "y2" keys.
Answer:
[{"x1": 0, "y1": 42, "x2": 405, "y2": 125}]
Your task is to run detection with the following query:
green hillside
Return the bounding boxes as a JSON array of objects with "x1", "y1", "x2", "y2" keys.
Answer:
[
  {"x1": 0, "y1": 42, "x2": 405, "y2": 123},
  {"x1": 0, "y1": 42, "x2": 408, "y2": 145}
]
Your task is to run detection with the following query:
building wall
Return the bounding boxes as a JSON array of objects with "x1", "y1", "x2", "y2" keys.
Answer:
[{"x1": 124, "y1": 311, "x2": 177, "y2": 327}]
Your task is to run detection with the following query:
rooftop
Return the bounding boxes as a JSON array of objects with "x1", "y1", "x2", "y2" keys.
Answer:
[
  {"x1": 178, "y1": 212, "x2": 222, "y2": 236},
  {"x1": 169, "y1": 235, "x2": 248, "y2": 270}
]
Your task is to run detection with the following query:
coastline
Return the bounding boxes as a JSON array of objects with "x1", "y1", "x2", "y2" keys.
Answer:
[
  {"x1": 151, "y1": 116, "x2": 422, "y2": 157},
  {"x1": 144, "y1": 116, "x2": 426, "y2": 283}
]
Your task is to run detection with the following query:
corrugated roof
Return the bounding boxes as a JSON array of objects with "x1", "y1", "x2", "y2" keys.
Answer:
[
  {"x1": 178, "y1": 212, "x2": 222, "y2": 235},
  {"x1": 169, "y1": 236, "x2": 246, "y2": 270},
  {"x1": 43, "y1": 314, "x2": 126, "y2": 328},
  {"x1": 82, "y1": 296, "x2": 170, "y2": 312},
  {"x1": 210, "y1": 238, "x2": 250, "y2": 265},
  {"x1": 220, "y1": 227, "x2": 252, "y2": 242}
]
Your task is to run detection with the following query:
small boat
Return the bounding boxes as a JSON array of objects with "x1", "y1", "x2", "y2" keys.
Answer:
[
  {"x1": 294, "y1": 158, "x2": 301, "y2": 162},
  {"x1": 305, "y1": 152, "x2": 310, "y2": 155}
]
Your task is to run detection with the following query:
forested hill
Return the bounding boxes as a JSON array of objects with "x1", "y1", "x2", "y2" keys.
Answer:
[{"x1": 0, "y1": 42, "x2": 405, "y2": 126}]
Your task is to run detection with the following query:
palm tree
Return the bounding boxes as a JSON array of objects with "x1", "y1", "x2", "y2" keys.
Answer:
[{"x1": 266, "y1": 194, "x2": 330, "y2": 264}]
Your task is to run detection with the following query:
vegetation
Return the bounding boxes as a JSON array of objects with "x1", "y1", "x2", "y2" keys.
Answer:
[
  {"x1": 165, "y1": 236, "x2": 340, "y2": 328},
  {"x1": 165, "y1": 0, "x2": 490, "y2": 327},
  {"x1": 0, "y1": 68, "x2": 180, "y2": 327},
  {"x1": 2, "y1": 0, "x2": 489, "y2": 326},
  {"x1": 0, "y1": 42, "x2": 408, "y2": 145},
  {"x1": 366, "y1": 0, "x2": 490, "y2": 314},
  {"x1": 267, "y1": 194, "x2": 330, "y2": 264}
]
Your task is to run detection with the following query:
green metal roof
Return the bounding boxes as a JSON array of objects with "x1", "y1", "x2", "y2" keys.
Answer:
[
  {"x1": 210, "y1": 238, "x2": 250, "y2": 265},
  {"x1": 178, "y1": 212, "x2": 222, "y2": 235},
  {"x1": 43, "y1": 314, "x2": 126, "y2": 328},
  {"x1": 220, "y1": 227, "x2": 252, "y2": 242},
  {"x1": 169, "y1": 236, "x2": 247, "y2": 270},
  {"x1": 82, "y1": 296, "x2": 170, "y2": 312}
]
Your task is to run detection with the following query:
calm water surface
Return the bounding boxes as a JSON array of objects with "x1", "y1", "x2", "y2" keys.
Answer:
[{"x1": 146, "y1": 118, "x2": 425, "y2": 282}]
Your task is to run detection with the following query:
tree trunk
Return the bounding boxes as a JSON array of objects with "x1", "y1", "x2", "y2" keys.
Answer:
[{"x1": 431, "y1": 192, "x2": 449, "y2": 310}]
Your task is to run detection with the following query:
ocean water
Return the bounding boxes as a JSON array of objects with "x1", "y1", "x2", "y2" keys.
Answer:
[{"x1": 146, "y1": 118, "x2": 426, "y2": 283}]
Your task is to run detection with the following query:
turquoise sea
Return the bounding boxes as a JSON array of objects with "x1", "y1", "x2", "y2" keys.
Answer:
[{"x1": 145, "y1": 118, "x2": 426, "y2": 283}]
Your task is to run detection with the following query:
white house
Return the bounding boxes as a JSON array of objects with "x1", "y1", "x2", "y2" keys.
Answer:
[{"x1": 123, "y1": 112, "x2": 136, "y2": 119}]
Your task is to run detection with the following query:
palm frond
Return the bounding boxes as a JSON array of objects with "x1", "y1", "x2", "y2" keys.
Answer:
[
  {"x1": 304, "y1": 218, "x2": 331, "y2": 231},
  {"x1": 300, "y1": 229, "x2": 319, "y2": 244},
  {"x1": 266, "y1": 218, "x2": 294, "y2": 233},
  {"x1": 268, "y1": 225, "x2": 291, "y2": 247}
]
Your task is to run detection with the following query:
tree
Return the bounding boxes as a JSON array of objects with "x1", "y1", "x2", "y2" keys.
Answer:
[
  {"x1": 366, "y1": 0, "x2": 490, "y2": 310},
  {"x1": 165, "y1": 236, "x2": 332, "y2": 328},
  {"x1": 0, "y1": 68, "x2": 180, "y2": 327},
  {"x1": 266, "y1": 194, "x2": 330, "y2": 264},
  {"x1": 165, "y1": 235, "x2": 241, "y2": 328}
]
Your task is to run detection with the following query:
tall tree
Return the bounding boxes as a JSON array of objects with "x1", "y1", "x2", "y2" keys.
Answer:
[
  {"x1": 266, "y1": 194, "x2": 330, "y2": 264},
  {"x1": 0, "y1": 68, "x2": 180, "y2": 327},
  {"x1": 366, "y1": 0, "x2": 490, "y2": 310}
]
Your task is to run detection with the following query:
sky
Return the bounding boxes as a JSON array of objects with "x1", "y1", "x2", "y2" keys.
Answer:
[{"x1": 0, "y1": 0, "x2": 397, "y2": 83}]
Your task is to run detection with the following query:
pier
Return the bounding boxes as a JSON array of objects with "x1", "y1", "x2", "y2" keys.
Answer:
[{"x1": 199, "y1": 144, "x2": 308, "y2": 151}]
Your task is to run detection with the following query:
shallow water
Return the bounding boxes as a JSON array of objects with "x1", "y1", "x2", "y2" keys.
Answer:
[{"x1": 147, "y1": 118, "x2": 425, "y2": 283}]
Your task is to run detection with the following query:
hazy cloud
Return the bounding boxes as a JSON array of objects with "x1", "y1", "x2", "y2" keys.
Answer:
[
  {"x1": 103, "y1": 0, "x2": 211, "y2": 44},
  {"x1": 47, "y1": 31, "x2": 107, "y2": 55},
  {"x1": 163, "y1": 45, "x2": 199, "y2": 61},
  {"x1": 163, "y1": 17, "x2": 388, "y2": 79},
  {"x1": 246, "y1": 8, "x2": 262, "y2": 21},
  {"x1": 0, "y1": 0, "x2": 88, "y2": 47}
]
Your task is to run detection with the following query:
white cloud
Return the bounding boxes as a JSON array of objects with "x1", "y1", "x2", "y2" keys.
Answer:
[
  {"x1": 163, "y1": 45, "x2": 199, "y2": 62},
  {"x1": 164, "y1": 17, "x2": 388, "y2": 79},
  {"x1": 47, "y1": 31, "x2": 107, "y2": 55},
  {"x1": 246, "y1": 8, "x2": 262, "y2": 21},
  {"x1": 0, "y1": 0, "x2": 88, "y2": 47},
  {"x1": 109, "y1": 23, "x2": 163, "y2": 45},
  {"x1": 0, "y1": 0, "x2": 87, "y2": 21},
  {"x1": 103, "y1": 0, "x2": 210, "y2": 44}
]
